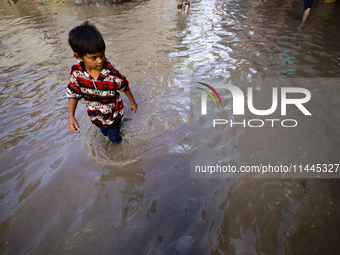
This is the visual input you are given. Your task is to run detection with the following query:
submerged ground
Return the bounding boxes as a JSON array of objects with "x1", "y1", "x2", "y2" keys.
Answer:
[{"x1": 0, "y1": 0, "x2": 340, "y2": 254}]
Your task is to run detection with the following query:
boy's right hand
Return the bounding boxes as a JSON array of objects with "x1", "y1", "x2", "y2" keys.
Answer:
[{"x1": 68, "y1": 115, "x2": 80, "y2": 134}]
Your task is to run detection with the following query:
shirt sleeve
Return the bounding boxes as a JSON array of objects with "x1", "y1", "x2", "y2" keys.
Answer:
[
  {"x1": 66, "y1": 69, "x2": 83, "y2": 99},
  {"x1": 113, "y1": 69, "x2": 129, "y2": 92},
  {"x1": 120, "y1": 75, "x2": 129, "y2": 92}
]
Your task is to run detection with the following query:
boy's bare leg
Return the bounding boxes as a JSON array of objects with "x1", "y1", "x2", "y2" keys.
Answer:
[
  {"x1": 302, "y1": 8, "x2": 310, "y2": 22},
  {"x1": 184, "y1": 4, "x2": 190, "y2": 14}
]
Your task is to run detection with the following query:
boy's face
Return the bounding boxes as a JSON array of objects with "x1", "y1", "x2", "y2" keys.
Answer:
[{"x1": 74, "y1": 52, "x2": 106, "y2": 72}]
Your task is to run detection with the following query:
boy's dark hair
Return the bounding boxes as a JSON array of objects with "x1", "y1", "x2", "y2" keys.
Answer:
[{"x1": 68, "y1": 21, "x2": 106, "y2": 57}]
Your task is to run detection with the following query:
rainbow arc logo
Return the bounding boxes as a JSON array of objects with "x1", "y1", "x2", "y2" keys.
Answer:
[{"x1": 196, "y1": 82, "x2": 223, "y2": 107}]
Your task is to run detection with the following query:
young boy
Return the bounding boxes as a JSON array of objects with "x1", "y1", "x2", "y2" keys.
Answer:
[{"x1": 66, "y1": 21, "x2": 137, "y2": 144}]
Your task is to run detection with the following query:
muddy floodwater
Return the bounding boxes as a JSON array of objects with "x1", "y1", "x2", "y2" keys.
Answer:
[{"x1": 1, "y1": 0, "x2": 340, "y2": 254}]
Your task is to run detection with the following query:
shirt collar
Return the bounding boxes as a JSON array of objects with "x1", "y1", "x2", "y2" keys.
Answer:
[{"x1": 78, "y1": 59, "x2": 112, "y2": 80}]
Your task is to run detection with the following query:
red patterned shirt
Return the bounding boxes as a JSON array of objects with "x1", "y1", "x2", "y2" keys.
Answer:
[{"x1": 66, "y1": 60, "x2": 129, "y2": 128}]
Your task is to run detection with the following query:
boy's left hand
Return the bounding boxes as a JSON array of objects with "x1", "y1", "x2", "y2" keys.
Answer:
[{"x1": 131, "y1": 103, "x2": 138, "y2": 113}]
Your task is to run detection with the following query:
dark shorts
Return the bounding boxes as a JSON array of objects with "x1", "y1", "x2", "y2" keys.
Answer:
[
  {"x1": 177, "y1": 0, "x2": 190, "y2": 9},
  {"x1": 98, "y1": 118, "x2": 122, "y2": 144},
  {"x1": 100, "y1": 126, "x2": 122, "y2": 144},
  {"x1": 304, "y1": 0, "x2": 313, "y2": 10}
]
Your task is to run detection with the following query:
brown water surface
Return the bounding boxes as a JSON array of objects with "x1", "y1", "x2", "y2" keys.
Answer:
[{"x1": 0, "y1": 0, "x2": 340, "y2": 254}]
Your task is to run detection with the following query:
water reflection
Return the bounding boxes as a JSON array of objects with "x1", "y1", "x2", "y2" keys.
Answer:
[
  {"x1": 213, "y1": 178, "x2": 340, "y2": 254},
  {"x1": 0, "y1": 0, "x2": 340, "y2": 254},
  {"x1": 100, "y1": 160, "x2": 146, "y2": 220}
]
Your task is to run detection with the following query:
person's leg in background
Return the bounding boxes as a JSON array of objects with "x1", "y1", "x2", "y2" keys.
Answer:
[
  {"x1": 178, "y1": 0, "x2": 183, "y2": 13},
  {"x1": 184, "y1": 3, "x2": 190, "y2": 14},
  {"x1": 302, "y1": 8, "x2": 310, "y2": 22},
  {"x1": 302, "y1": 0, "x2": 313, "y2": 22}
]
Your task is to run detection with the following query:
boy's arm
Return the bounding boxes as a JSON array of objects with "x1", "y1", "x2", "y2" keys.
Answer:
[
  {"x1": 68, "y1": 98, "x2": 80, "y2": 133},
  {"x1": 124, "y1": 88, "x2": 138, "y2": 113}
]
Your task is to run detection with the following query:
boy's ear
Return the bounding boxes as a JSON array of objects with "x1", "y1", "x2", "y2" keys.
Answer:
[{"x1": 74, "y1": 53, "x2": 83, "y2": 61}]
